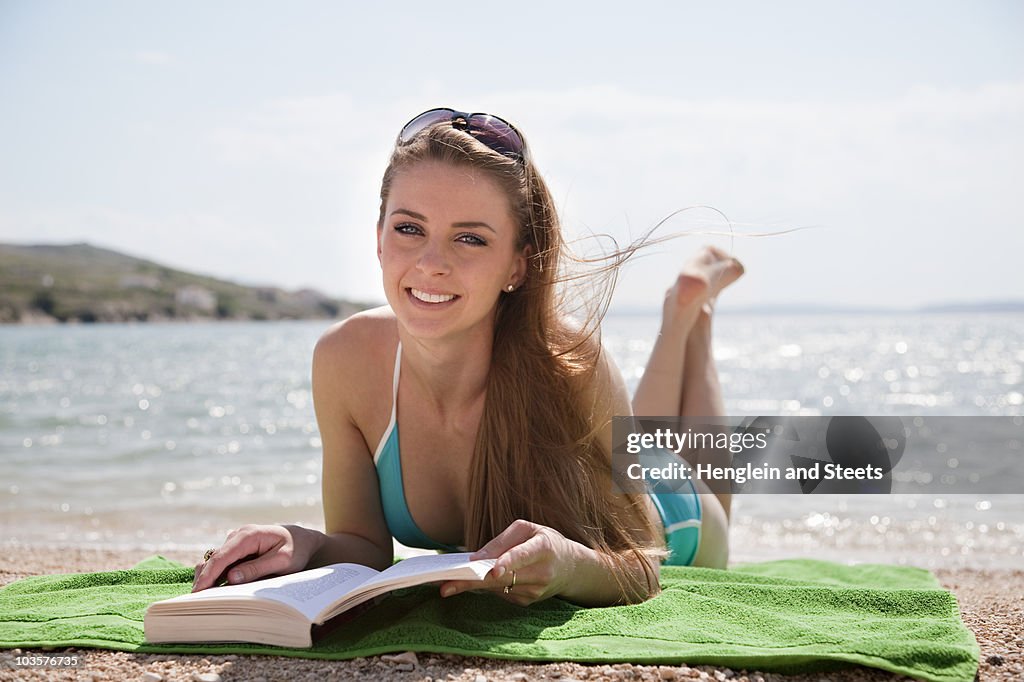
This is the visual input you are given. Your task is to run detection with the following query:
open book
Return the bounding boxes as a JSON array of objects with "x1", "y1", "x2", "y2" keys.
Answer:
[{"x1": 144, "y1": 552, "x2": 495, "y2": 648}]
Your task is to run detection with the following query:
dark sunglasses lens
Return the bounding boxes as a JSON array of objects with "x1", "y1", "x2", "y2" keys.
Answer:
[
  {"x1": 398, "y1": 108, "x2": 454, "y2": 143},
  {"x1": 469, "y1": 115, "x2": 525, "y2": 158},
  {"x1": 398, "y1": 108, "x2": 525, "y2": 160}
]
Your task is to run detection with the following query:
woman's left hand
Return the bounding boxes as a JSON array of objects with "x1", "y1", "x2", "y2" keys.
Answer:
[{"x1": 439, "y1": 519, "x2": 579, "y2": 606}]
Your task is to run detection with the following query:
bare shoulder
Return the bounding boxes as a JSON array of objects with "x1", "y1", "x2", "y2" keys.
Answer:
[
  {"x1": 314, "y1": 307, "x2": 396, "y2": 375},
  {"x1": 555, "y1": 316, "x2": 632, "y2": 420},
  {"x1": 583, "y1": 336, "x2": 633, "y2": 422},
  {"x1": 312, "y1": 307, "x2": 397, "y2": 424}
]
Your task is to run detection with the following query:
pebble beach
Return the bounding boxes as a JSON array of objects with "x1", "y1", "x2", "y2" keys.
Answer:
[{"x1": 0, "y1": 545, "x2": 1020, "y2": 682}]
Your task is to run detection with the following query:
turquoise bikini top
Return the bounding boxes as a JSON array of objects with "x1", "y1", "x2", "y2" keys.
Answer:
[
  {"x1": 374, "y1": 342, "x2": 704, "y2": 566},
  {"x1": 373, "y1": 342, "x2": 463, "y2": 552}
]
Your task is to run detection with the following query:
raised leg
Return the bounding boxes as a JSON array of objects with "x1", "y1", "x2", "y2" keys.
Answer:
[
  {"x1": 630, "y1": 276, "x2": 704, "y2": 418},
  {"x1": 631, "y1": 246, "x2": 742, "y2": 519},
  {"x1": 679, "y1": 307, "x2": 732, "y2": 519}
]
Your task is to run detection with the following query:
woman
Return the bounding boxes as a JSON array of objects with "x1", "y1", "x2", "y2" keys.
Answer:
[{"x1": 192, "y1": 108, "x2": 743, "y2": 606}]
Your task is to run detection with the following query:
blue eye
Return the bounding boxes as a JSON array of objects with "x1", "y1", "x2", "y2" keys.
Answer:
[
  {"x1": 394, "y1": 223, "x2": 485, "y2": 246},
  {"x1": 457, "y1": 234, "x2": 487, "y2": 246}
]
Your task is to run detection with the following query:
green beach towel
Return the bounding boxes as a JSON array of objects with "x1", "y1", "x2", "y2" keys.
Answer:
[{"x1": 0, "y1": 556, "x2": 978, "y2": 682}]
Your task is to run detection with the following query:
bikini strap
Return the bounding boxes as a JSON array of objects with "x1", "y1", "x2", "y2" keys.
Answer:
[{"x1": 372, "y1": 341, "x2": 402, "y2": 464}]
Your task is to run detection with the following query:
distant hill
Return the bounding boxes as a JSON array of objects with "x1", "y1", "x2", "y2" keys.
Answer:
[
  {"x1": 714, "y1": 301, "x2": 1024, "y2": 315},
  {"x1": 0, "y1": 242, "x2": 366, "y2": 324},
  {"x1": 917, "y1": 300, "x2": 1024, "y2": 313}
]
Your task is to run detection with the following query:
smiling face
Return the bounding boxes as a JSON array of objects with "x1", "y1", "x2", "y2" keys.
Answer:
[{"x1": 377, "y1": 160, "x2": 528, "y2": 341}]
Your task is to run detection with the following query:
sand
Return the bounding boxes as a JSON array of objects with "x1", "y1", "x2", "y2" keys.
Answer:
[{"x1": 0, "y1": 546, "x2": 1020, "y2": 682}]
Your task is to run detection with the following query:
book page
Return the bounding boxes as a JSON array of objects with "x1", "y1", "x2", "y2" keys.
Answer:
[
  {"x1": 317, "y1": 552, "x2": 495, "y2": 622},
  {"x1": 164, "y1": 563, "x2": 380, "y2": 623},
  {"x1": 252, "y1": 564, "x2": 380, "y2": 622},
  {"x1": 360, "y1": 552, "x2": 495, "y2": 591}
]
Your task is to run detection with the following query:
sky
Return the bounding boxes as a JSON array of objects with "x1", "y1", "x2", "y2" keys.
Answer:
[{"x1": 1, "y1": 1, "x2": 1022, "y2": 311}]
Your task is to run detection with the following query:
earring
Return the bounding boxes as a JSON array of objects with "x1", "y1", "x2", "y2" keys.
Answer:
[{"x1": 506, "y1": 284, "x2": 515, "y2": 292}]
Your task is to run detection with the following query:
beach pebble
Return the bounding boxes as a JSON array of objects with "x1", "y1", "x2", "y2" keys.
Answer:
[
  {"x1": 141, "y1": 673, "x2": 163, "y2": 682},
  {"x1": 987, "y1": 654, "x2": 1005, "y2": 665},
  {"x1": 658, "y1": 667, "x2": 678, "y2": 680},
  {"x1": 474, "y1": 675, "x2": 488, "y2": 682},
  {"x1": 191, "y1": 674, "x2": 222, "y2": 682},
  {"x1": 382, "y1": 650, "x2": 419, "y2": 667},
  {"x1": 509, "y1": 675, "x2": 529, "y2": 681}
]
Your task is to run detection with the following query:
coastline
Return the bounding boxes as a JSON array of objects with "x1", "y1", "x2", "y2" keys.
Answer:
[{"x1": 1, "y1": 544, "x2": 1020, "y2": 682}]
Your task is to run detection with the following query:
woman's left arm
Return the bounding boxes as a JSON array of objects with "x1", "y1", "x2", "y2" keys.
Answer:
[
  {"x1": 440, "y1": 518, "x2": 656, "y2": 606},
  {"x1": 440, "y1": 348, "x2": 661, "y2": 606}
]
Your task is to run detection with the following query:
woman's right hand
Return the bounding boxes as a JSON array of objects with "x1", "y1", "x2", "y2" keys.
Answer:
[{"x1": 191, "y1": 523, "x2": 323, "y2": 592}]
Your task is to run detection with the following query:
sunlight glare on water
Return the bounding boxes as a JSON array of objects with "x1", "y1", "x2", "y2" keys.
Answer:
[{"x1": 1, "y1": 313, "x2": 1022, "y2": 567}]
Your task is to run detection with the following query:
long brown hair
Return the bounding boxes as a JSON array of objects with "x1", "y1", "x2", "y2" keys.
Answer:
[{"x1": 377, "y1": 122, "x2": 665, "y2": 600}]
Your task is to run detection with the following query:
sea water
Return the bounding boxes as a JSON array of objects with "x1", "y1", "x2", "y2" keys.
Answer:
[{"x1": 1, "y1": 313, "x2": 1021, "y2": 568}]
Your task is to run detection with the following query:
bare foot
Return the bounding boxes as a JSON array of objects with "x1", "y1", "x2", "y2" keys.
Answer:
[{"x1": 663, "y1": 246, "x2": 744, "y2": 327}]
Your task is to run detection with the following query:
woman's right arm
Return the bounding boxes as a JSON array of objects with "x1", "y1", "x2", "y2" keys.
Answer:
[
  {"x1": 305, "y1": 317, "x2": 394, "y2": 570},
  {"x1": 192, "y1": 317, "x2": 394, "y2": 591}
]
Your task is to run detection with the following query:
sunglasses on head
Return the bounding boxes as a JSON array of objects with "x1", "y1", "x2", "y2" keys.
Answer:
[{"x1": 397, "y1": 107, "x2": 527, "y2": 162}]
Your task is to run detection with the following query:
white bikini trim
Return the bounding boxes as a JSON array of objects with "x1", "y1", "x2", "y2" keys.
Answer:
[
  {"x1": 372, "y1": 341, "x2": 402, "y2": 465},
  {"x1": 664, "y1": 519, "x2": 702, "y2": 534}
]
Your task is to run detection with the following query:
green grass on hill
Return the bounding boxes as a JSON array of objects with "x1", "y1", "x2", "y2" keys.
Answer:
[{"x1": 0, "y1": 242, "x2": 364, "y2": 323}]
